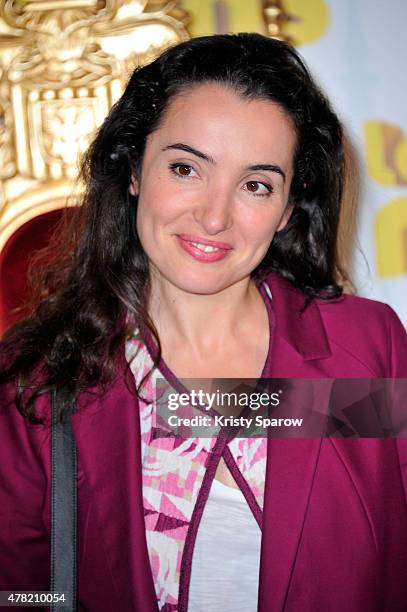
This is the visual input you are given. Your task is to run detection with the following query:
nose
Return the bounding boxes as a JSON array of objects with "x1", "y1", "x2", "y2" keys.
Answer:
[{"x1": 192, "y1": 183, "x2": 234, "y2": 235}]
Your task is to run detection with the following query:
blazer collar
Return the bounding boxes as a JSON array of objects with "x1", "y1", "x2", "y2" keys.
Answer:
[{"x1": 262, "y1": 271, "x2": 332, "y2": 361}]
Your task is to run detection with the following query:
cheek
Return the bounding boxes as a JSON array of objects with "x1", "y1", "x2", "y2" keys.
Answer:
[
  {"x1": 137, "y1": 183, "x2": 195, "y2": 236},
  {"x1": 136, "y1": 182, "x2": 164, "y2": 230},
  {"x1": 243, "y1": 209, "x2": 283, "y2": 248},
  {"x1": 136, "y1": 194, "x2": 179, "y2": 249},
  {"x1": 135, "y1": 192, "x2": 157, "y2": 249}
]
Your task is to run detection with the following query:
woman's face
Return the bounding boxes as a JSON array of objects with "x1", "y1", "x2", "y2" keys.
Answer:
[{"x1": 132, "y1": 82, "x2": 297, "y2": 295}]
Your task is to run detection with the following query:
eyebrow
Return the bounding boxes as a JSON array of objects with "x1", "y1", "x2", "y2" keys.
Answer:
[
  {"x1": 247, "y1": 164, "x2": 286, "y2": 182},
  {"x1": 163, "y1": 143, "x2": 215, "y2": 164},
  {"x1": 162, "y1": 142, "x2": 286, "y2": 182}
]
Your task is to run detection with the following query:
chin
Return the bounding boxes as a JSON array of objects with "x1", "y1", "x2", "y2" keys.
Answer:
[
  {"x1": 159, "y1": 269, "x2": 237, "y2": 296},
  {"x1": 178, "y1": 278, "x2": 229, "y2": 295}
]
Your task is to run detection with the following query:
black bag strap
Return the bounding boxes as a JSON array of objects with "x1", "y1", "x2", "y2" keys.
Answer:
[{"x1": 50, "y1": 389, "x2": 77, "y2": 611}]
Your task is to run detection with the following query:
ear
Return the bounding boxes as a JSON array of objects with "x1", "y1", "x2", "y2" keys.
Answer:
[
  {"x1": 276, "y1": 202, "x2": 294, "y2": 232},
  {"x1": 129, "y1": 175, "x2": 139, "y2": 196}
]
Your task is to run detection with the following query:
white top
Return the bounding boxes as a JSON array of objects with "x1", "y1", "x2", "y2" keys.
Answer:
[{"x1": 188, "y1": 477, "x2": 262, "y2": 611}]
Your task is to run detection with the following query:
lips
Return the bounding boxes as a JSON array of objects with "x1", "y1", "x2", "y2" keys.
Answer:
[{"x1": 176, "y1": 234, "x2": 232, "y2": 263}]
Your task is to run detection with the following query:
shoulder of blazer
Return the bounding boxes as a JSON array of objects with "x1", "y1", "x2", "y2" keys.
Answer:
[
  {"x1": 315, "y1": 292, "x2": 407, "y2": 377},
  {"x1": 261, "y1": 270, "x2": 407, "y2": 377}
]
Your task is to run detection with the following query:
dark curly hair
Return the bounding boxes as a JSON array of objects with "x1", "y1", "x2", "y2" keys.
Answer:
[{"x1": 0, "y1": 33, "x2": 347, "y2": 422}]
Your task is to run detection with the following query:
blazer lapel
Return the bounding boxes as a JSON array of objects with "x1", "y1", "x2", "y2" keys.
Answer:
[
  {"x1": 71, "y1": 362, "x2": 158, "y2": 611},
  {"x1": 264, "y1": 272, "x2": 332, "y2": 362},
  {"x1": 258, "y1": 273, "x2": 330, "y2": 611}
]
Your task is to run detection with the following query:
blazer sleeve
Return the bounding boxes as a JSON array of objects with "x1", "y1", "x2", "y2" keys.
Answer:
[
  {"x1": 384, "y1": 303, "x2": 407, "y2": 377},
  {"x1": 383, "y1": 304, "x2": 407, "y2": 501},
  {"x1": 0, "y1": 381, "x2": 51, "y2": 594}
]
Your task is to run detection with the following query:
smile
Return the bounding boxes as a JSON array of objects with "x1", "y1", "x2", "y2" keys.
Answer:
[
  {"x1": 176, "y1": 235, "x2": 232, "y2": 263},
  {"x1": 190, "y1": 242, "x2": 221, "y2": 252}
]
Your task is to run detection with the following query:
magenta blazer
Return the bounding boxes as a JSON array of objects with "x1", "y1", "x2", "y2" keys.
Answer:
[{"x1": 1, "y1": 272, "x2": 407, "y2": 611}]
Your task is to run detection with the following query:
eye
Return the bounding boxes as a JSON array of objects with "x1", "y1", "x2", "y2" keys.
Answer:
[
  {"x1": 169, "y1": 163, "x2": 197, "y2": 178},
  {"x1": 243, "y1": 180, "x2": 273, "y2": 197}
]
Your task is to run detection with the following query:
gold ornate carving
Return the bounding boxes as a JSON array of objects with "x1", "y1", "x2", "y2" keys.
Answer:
[
  {"x1": 261, "y1": 0, "x2": 293, "y2": 42},
  {"x1": 0, "y1": 61, "x2": 15, "y2": 183},
  {"x1": 0, "y1": 0, "x2": 190, "y2": 253}
]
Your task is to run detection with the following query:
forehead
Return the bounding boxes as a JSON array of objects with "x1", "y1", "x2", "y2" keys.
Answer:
[{"x1": 147, "y1": 82, "x2": 297, "y2": 170}]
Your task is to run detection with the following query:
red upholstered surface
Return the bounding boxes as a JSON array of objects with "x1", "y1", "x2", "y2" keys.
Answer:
[{"x1": 0, "y1": 209, "x2": 65, "y2": 335}]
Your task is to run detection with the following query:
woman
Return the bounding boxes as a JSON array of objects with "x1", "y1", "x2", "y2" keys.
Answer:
[{"x1": 1, "y1": 33, "x2": 407, "y2": 611}]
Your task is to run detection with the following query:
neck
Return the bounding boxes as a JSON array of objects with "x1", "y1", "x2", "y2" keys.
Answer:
[{"x1": 148, "y1": 272, "x2": 262, "y2": 353}]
